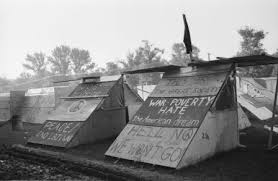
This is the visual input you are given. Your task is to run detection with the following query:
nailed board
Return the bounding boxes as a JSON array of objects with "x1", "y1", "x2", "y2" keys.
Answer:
[
  {"x1": 22, "y1": 95, "x2": 55, "y2": 108},
  {"x1": 130, "y1": 96, "x2": 215, "y2": 128},
  {"x1": 241, "y1": 78, "x2": 273, "y2": 99},
  {"x1": 238, "y1": 94, "x2": 272, "y2": 120},
  {"x1": 0, "y1": 109, "x2": 10, "y2": 121},
  {"x1": 47, "y1": 98, "x2": 102, "y2": 121},
  {"x1": 0, "y1": 96, "x2": 10, "y2": 121},
  {"x1": 177, "y1": 110, "x2": 238, "y2": 168},
  {"x1": 69, "y1": 81, "x2": 116, "y2": 97},
  {"x1": 106, "y1": 124, "x2": 197, "y2": 168},
  {"x1": 25, "y1": 87, "x2": 54, "y2": 96},
  {"x1": 28, "y1": 120, "x2": 83, "y2": 147},
  {"x1": 106, "y1": 71, "x2": 228, "y2": 168},
  {"x1": 150, "y1": 72, "x2": 225, "y2": 97},
  {"x1": 20, "y1": 107, "x2": 54, "y2": 124}
]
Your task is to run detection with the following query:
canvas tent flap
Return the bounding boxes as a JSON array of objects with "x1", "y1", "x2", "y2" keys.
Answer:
[
  {"x1": 105, "y1": 68, "x2": 231, "y2": 168},
  {"x1": 47, "y1": 98, "x2": 102, "y2": 121}
]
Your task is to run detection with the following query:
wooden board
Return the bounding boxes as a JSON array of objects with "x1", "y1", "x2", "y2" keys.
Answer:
[
  {"x1": 47, "y1": 98, "x2": 102, "y2": 121},
  {"x1": 28, "y1": 120, "x2": 83, "y2": 147},
  {"x1": 238, "y1": 94, "x2": 272, "y2": 120},
  {"x1": 25, "y1": 87, "x2": 54, "y2": 96},
  {"x1": 129, "y1": 96, "x2": 215, "y2": 128},
  {"x1": 105, "y1": 124, "x2": 197, "y2": 168},
  {"x1": 69, "y1": 81, "x2": 116, "y2": 97},
  {"x1": 0, "y1": 108, "x2": 10, "y2": 121},
  {"x1": 150, "y1": 72, "x2": 226, "y2": 97},
  {"x1": 20, "y1": 107, "x2": 54, "y2": 124},
  {"x1": 177, "y1": 110, "x2": 238, "y2": 169},
  {"x1": 22, "y1": 95, "x2": 55, "y2": 108},
  {"x1": 106, "y1": 71, "x2": 230, "y2": 168}
]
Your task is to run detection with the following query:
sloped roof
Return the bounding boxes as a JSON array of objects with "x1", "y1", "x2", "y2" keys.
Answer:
[
  {"x1": 123, "y1": 65, "x2": 183, "y2": 74},
  {"x1": 68, "y1": 81, "x2": 117, "y2": 98},
  {"x1": 189, "y1": 55, "x2": 278, "y2": 67}
]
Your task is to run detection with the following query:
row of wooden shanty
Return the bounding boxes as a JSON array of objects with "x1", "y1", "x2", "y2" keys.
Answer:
[{"x1": 1, "y1": 55, "x2": 278, "y2": 169}]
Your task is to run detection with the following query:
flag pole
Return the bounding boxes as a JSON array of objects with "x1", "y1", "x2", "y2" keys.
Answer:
[
  {"x1": 268, "y1": 72, "x2": 278, "y2": 150},
  {"x1": 182, "y1": 14, "x2": 193, "y2": 62}
]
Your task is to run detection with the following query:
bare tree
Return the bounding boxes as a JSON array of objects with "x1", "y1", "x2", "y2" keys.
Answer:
[{"x1": 23, "y1": 52, "x2": 48, "y2": 77}]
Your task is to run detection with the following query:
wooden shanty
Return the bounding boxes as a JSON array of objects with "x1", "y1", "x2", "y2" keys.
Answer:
[
  {"x1": 105, "y1": 55, "x2": 278, "y2": 169},
  {"x1": 28, "y1": 75, "x2": 143, "y2": 148}
]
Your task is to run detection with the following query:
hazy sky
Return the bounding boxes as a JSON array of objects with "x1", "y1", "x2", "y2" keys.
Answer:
[{"x1": 0, "y1": 0, "x2": 278, "y2": 79}]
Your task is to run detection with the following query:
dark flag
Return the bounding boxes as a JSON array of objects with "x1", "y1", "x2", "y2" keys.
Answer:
[{"x1": 183, "y1": 14, "x2": 192, "y2": 54}]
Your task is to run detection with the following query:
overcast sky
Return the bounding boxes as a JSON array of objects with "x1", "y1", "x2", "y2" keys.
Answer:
[{"x1": 0, "y1": 0, "x2": 278, "y2": 79}]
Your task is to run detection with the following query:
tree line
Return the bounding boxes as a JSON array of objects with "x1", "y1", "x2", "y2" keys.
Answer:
[
  {"x1": 17, "y1": 40, "x2": 202, "y2": 87},
  {"x1": 1, "y1": 26, "x2": 278, "y2": 90}
]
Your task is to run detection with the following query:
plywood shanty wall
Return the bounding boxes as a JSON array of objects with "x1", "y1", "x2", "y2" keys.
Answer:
[
  {"x1": 28, "y1": 97, "x2": 102, "y2": 147},
  {"x1": 0, "y1": 93, "x2": 10, "y2": 121},
  {"x1": 8, "y1": 86, "x2": 75, "y2": 124},
  {"x1": 28, "y1": 79, "x2": 128, "y2": 148},
  {"x1": 105, "y1": 70, "x2": 229, "y2": 168},
  {"x1": 28, "y1": 120, "x2": 84, "y2": 147},
  {"x1": 177, "y1": 109, "x2": 238, "y2": 168},
  {"x1": 47, "y1": 98, "x2": 102, "y2": 122}
]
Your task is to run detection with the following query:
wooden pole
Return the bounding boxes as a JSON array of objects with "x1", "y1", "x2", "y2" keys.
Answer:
[
  {"x1": 121, "y1": 74, "x2": 128, "y2": 124},
  {"x1": 208, "y1": 53, "x2": 211, "y2": 61},
  {"x1": 267, "y1": 73, "x2": 278, "y2": 150},
  {"x1": 189, "y1": 53, "x2": 193, "y2": 63},
  {"x1": 121, "y1": 74, "x2": 126, "y2": 108}
]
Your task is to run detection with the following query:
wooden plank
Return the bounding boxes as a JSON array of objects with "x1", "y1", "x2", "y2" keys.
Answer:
[
  {"x1": 22, "y1": 95, "x2": 55, "y2": 108},
  {"x1": 129, "y1": 96, "x2": 215, "y2": 128},
  {"x1": 61, "y1": 95, "x2": 108, "y2": 99},
  {"x1": 47, "y1": 98, "x2": 101, "y2": 121},
  {"x1": 150, "y1": 72, "x2": 226, "y2": 97},
  {"x1": 69, "y1": 81, "x2": 116, "y2": 97},
  {"x1": 28, "y1": 120, "x2": 83, "y2": 147},
  {"x1": 19, "y1": 107, "x2": 54, "y2": 124},
  {"x1": 105, "y1": 124, "x2": 197, "y2": 168},
  {"x1": 177, "y1": 110, "x2": 238, "y2": 168},
  {"x1": 0, "y1": 102, "x2": 10, "y2": 109},
  {"x1": 0, "y1": 108, "x2": 10, "y2": 121},
  {"x1": 238, "y1": 95, "x2": 272, "y2": 120},
  {"x1": 25, "y1": 87, "x2": 54, "y2": 96}
]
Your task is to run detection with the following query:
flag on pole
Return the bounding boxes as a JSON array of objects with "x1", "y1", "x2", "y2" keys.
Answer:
[{"x1": 183, "y1": 14, "x2": 192, "y2": 54}]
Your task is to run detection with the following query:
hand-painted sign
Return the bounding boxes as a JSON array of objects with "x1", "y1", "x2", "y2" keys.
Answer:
[
  {"x1": 68, "y1": 100, "x2": 86, "y2": 113},
  {"x1": 28, "y1": 120, "x2": 83, "y2": 147},
  {"x1": 130, "y1": 96, "x2": 215, "y2": 128},
  {"x1": 106, "y1": 71, "x2": 229, "y2": 167},
  {"x1": 47, "y1": 98, "x2": 101, "y2": 121},
  {"x1": 150, "y1": 72, "x2": 226, "y2": 97},
  {"x1": 105, "y1": 124, "x2": 197, "y2": 168}
]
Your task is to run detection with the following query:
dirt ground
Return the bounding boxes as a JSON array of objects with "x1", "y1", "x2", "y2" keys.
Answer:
[
  {"x1": 0, "y1": 152, "x2": 103, "y2": 180},
  {"x1": 1, "y1": 119, "x2": 278, "y2": 180},
  {"x1": 0, "y1": 122, "x2": 104, "y2": 180}
]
